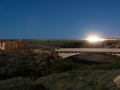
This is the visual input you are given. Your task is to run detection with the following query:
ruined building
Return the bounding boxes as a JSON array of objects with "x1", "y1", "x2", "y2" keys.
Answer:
[{"x1": 0, "y1": 39, "x2": 25, "y2": 50}]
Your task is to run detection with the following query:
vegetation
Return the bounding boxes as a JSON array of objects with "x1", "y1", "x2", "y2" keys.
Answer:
[
  {"x1": 38, "y1": 70, "x2": 120, "y2": 90},
  {"x1": 1, "y1": 40, "x2": 120, "y2": 89},
  {"x1": 26, "y1": 40, "x2": 120, "y2": 49},
  {"x1": 0, "y1": 77, "x2": 48, "y2": 90}
]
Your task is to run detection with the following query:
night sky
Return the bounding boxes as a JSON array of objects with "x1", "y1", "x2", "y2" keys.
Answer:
[{"x1": 0, "y1": 0, "x2": 120, "y2": 39}]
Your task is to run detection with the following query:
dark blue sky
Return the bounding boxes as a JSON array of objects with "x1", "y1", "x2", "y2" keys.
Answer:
[{"x1": 0, "y1": 0, "x2": 120, "y2": 39}]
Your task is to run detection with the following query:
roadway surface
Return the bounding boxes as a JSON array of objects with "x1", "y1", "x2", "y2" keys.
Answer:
[{"x1": 55, "y1": 48, "x2": 120, "y2": 53}]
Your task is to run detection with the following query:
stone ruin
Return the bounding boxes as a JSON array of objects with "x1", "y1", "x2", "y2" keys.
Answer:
[{"x1": 0, "y1": 39, "x2": 25, "y2": 50}]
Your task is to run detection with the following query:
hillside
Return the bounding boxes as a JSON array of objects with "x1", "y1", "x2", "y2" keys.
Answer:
[
  {"x1": 0, "y1": 40, "x2": 120, "y2": 90},
  {"x1": 38, "y1": 70, "x2": 120, "y2": 90}
]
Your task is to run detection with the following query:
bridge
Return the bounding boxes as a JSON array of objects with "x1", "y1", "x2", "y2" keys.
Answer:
[{"x1": 55, "y1": 48, "x2": 120, "y2": 58}]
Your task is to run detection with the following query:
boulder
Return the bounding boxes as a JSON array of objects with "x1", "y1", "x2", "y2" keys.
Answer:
[{"x1": 113, "y1": 75, "x2": 120, "y2": 87}]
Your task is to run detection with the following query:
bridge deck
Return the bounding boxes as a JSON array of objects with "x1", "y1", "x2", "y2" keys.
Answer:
[{"x1": 55, "y1": 48, "x2": 120, "y2": 53}]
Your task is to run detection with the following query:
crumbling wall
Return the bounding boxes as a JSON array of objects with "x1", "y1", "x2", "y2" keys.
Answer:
[
  {"x1": 0, "y1": 41, "x2": 4, "y2": 50},
  {"x1": 4, "y1": 41, "x2": 13, "y2": 50},
  {"x1": 0, "y1": 40, "x2": 25, "y2": 50},
  {"x1": 0, "y1": 41, "x2": 13, "y2": 50},
  {"x1": 14, "y1": 41, "x2": 25, "y2": 50}
]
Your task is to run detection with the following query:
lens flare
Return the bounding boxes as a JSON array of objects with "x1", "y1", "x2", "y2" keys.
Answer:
[{"x1": 87, "y1": 36, "x2": 105, "y2": 42}]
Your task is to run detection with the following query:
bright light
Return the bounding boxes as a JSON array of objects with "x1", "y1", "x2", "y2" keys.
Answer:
[{"x1": 87, "y1": 36, "x2": 105, "y2": 42}]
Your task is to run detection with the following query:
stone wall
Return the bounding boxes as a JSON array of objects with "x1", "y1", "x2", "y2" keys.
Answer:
[
  {"x1": 0, "y1": 40, "x2": 25, "y2": 50},
  {"x1": 14, "y1": 41, "x2": 25, "y2": 50},
  {"x1": 0, "y1": 41, "x2": 4, "y2": 50},
  {"x1": 4, "y1": 41, "x2": 13, "y2": 50}
]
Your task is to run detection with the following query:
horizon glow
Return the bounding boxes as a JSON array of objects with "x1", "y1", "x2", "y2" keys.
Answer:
[{"x1": 87, "y1": 36, "x2": 105, "y2": 42}]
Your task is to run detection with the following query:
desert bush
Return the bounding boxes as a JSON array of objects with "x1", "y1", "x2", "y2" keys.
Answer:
[
  {"x1": 0, "y1": 50, "x2": 49, "y2": 80},
  {"x1": 38, "y1": 70, "x2": 120, "y2": 90},
  {"x1": 51, "y1": 60, "x2": 75, "y2": 73},
  {"x1": 0, "y1": 77, "x2": 48, "y2": 90}
]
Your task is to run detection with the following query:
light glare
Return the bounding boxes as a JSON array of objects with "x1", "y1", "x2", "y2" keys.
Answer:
[{"x1": 87, "y1": 36, "x2": 105, "y2": 42}]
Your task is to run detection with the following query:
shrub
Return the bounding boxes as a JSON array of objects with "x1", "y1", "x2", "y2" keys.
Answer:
[{"x1": 0, "y1": 77, "x2": 48, "y2": 90}]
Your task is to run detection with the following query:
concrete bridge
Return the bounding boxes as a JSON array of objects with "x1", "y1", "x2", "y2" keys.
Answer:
[{"x1": 55, "y1": 48, "x2": 120, "y2": 58}]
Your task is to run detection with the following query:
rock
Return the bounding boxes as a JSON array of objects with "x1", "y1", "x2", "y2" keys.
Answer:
[
  {"x1": 113, "y1": 75, "x2": 120, "y2": 87},
  {"x1": 79, "y1": 77, "x2": 82, "y2": 79}
]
